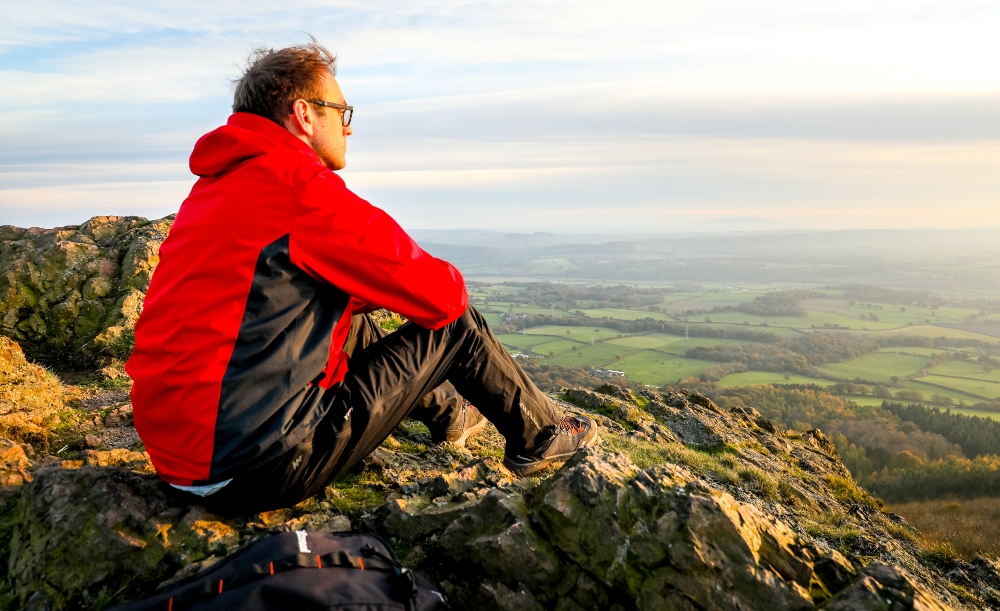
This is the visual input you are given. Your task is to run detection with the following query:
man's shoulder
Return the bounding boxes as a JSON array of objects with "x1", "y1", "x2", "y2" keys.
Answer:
[{"x1": 298, "y1": 169, "x2": 374, "y2": 213}]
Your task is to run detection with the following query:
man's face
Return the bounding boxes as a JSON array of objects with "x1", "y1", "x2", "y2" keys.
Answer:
[{"x1": 309, "y1": 73, "x2": 353, "y2": 170}]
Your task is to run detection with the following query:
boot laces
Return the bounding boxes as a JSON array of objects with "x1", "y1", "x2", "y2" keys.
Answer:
[{"x1": 557, "y1": 416, "x2": 587, "y2": 434}]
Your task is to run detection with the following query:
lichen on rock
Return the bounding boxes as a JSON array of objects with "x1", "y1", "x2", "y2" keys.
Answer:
[{"x1": 0, "y1": 215, "x2": 174, "y2": 366}]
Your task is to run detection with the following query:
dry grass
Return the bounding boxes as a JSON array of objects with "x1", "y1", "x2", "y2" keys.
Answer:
[
  {"x1": 889, "y1": 497, "x2": 1000, "y2": 560},
  {"x1": 0, "y1": 337, "x2": 65, "y2": 446}
]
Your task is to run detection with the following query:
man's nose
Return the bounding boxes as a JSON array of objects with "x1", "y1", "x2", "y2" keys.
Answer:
[{"x1": 344, "y1": 125, "x2": 353, "y2": 137}]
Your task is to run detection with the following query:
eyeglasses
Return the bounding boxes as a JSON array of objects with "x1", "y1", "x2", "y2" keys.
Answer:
[{"x1": 305, "y1": 100, "x2": 353, "y2": 126}]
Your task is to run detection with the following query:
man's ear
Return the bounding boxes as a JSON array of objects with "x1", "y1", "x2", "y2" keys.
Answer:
[{"x1": 284, "y1": 99, "x2": 316, "y2": 137}]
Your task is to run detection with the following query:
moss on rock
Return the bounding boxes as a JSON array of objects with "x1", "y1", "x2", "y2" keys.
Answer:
[{"x1": 0, "y1": 215, "x2": 173, "y2": 367}]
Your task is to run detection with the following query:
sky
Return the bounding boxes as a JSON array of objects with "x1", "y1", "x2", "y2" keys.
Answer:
[{"x1": 1, "y1": 0, "x2": 998, "y2": 232}]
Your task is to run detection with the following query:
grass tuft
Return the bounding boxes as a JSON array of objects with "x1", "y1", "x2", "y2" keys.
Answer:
[
  {"x1": 805, "y1": 509, "x2": 862, "y2": 553},
  {"x1": 737, "y1": 465, "x2": 779, "y2": 501},
  {"x1": 325, "y1": 471, "x2": 389, "y2": 514},
  {"x1": 601, "y1": 434, "x2": 739, "y2": 486},
  {"x1": 921, "y1": 541, "x2": 960, "y2": 566}
]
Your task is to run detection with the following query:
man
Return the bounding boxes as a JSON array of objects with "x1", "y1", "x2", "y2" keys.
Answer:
[{"x1": 126, "y1": 41, "x2": 598, "y2": 515}]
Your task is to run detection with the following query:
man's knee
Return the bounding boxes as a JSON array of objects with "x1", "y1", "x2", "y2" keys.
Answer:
[{"x1": 450, "y1": 304, "x2": 486, "y2": 332}]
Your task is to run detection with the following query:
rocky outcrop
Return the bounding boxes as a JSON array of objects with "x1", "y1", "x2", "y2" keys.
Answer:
[
  {"x1": 0, "y1": 341, "x2": 997, "y2": 609},
  {"x1": 387, "y1": 450, "x2": 863, "y2": 609},
  {"x1": 824, "y1": 562, "x2": 949, "y2": 610},
  {"x1": 0, "y1": 216, "x2": 173, "y2": 366},
  {"x1": 6, "y1": 466, "x2": 250, "y2": 610}
]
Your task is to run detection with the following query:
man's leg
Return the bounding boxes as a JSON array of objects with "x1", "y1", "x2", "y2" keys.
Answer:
[
  {"x1": 345, "y1": 312, "x2": 474, "y2": 442},
  {"x1": 201, "y1": 306, "x2": 564, "y2": 515},
  {"x1": 325, "y1": 306, "x2": 563, "y2": 480}
]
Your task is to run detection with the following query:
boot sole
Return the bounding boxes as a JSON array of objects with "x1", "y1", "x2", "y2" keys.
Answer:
[{"x1": 503, "y1": 424, "x2": 600, "y2": 476}]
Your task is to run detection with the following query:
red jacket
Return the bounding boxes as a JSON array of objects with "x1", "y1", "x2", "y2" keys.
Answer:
[{"x1": 126, "y1": 113, "x2": 468, "y2": 485}]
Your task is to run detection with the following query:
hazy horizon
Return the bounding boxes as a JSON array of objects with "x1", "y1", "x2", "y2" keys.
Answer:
[{"x1": 2, "y1": 1, "x2": 998, "y2": 230}]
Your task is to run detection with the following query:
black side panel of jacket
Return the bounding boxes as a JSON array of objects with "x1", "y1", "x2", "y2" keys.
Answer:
[{"x1": 210, "y1": 234, "x2": 349, "y2": 481}]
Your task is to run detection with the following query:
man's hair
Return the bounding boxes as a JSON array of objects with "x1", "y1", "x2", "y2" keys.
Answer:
[{"x1": 233, "y1": 40, "x2": 337, "y2": 125}]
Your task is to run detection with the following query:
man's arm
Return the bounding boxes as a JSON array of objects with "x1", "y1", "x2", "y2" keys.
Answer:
[{"x1": 289, "y1": 171, "x2": 468, "y2": 329}]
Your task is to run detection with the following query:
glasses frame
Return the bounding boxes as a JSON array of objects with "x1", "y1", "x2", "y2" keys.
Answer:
[{"x1": 305, "y1": 100, "x2": 353, "y2": 126}]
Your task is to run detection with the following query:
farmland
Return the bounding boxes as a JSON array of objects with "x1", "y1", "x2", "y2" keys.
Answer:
[{"x1": 472, "y1": 281, "x2": 1000, "y2": 415}]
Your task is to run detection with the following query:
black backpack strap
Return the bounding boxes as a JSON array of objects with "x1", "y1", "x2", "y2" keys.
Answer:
[
  {"x1": 164, "y1": 545, "x2": 410, "y2": 610},
  {"x1": 360, "y1": 543, "x2": 420, "y2": 604}
]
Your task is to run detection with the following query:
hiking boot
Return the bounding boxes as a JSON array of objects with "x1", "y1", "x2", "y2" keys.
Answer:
[
  {"x1": 503, "y1": 415, "x2": 599, "y2": 476},
  {"x1": 434, "y1": 402, "x2": 488, "y2": 447}
]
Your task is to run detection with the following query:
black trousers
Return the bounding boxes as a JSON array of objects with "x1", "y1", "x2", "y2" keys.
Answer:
[{"x1": 199, "y1": 306, "x2": 560, "y2": 516}]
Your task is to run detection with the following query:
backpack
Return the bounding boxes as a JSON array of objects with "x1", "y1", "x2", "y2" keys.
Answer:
[{"x1": 111, "y1": 531, "x2": 451, "y2": 611}]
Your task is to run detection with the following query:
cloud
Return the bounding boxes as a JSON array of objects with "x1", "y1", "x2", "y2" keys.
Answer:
[{"x1": 2, "y1": 0, "x2": 999, "y2": 229}]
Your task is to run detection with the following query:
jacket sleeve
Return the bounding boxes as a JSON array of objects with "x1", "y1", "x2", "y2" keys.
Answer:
[{"x1": 289, "y1": 171, "x2": 468, "y2": 329}]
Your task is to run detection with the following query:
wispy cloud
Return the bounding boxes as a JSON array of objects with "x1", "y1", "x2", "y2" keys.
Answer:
[{"x1": 1, "y1": 0, "x2": 999, "y2": 229}]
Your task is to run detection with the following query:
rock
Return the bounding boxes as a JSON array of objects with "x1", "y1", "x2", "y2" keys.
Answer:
[
  {"x1": 609, "y1": 402, "x2": 651, "y2": 426},
  {"x1": 83, "y1": 434, "x2": 102, "y2": 448},
  {"x1": 0, "y1": 439, "x2": 31, "y2": 487},
  {"x1": 730, "y1": 405, "x2": 762, "y2": 419},
  {"x1": 383, "y1": 448, "x2": 926, "y2": 610},
  {"x1": 823, "y1": 562, "x2": 949, "y2": 610},
  {"x1": 383, "y1": 492, "x2": 483, "y2": 542},
  {"x1": 81, "y1": 449, "x2": 154, "y2": 473},
  {"x1": 531, "y1": 450, "x2": 850, "y2": 610},
  {"x1": 390, "y1": 486, "x2": 566, "y2": 608},
  {"x1": 427, "y1": 457, "x2": 512, "y2": 498},
  {"x1": 564, "y1": 388, "x2": 622, "y2": 412},
  {"x1": 651, "y1": 401, "x2": 733, "y2": 449},
  {"x1": 594, "y1": 383, "x2": 638, "y2": 406},
  {"x1": 806, "y1": 429, "x2": 838, "y2": 455},
  {"x1": 757, "y1": 416, "x2": 779, "y2": 433},
  {"x1": 0, "y1": 215, "x2": 174, "y2": 366},
  {"x1": 323, "y1": 515, "x2": 352, "y2": 532},
  {"x1": 6, "y1": 466, "x2": 250, "y2": 610}
]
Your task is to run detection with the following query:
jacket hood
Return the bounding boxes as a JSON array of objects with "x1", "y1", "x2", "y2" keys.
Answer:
[{"x1": 189, "y1": 113, "x2": 320, "y2": 178}]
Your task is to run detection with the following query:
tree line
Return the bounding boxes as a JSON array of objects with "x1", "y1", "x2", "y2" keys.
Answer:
[
  {"x1": 479, "y1": 282, "x2": 666, "y2": 310},
  {"x1": 736, "y1": 290, "x2": 827, "y2": 317},
  {"x1": 883, "y1": 402, "x2": 1000, "y2": 458}
]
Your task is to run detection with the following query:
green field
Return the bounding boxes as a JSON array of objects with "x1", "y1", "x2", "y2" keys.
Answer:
[
  {"x1": 482, "y1": 312, "x2": 502, "y2": 328},
  {"x1": 718, "y1": 371, "x2": 826, "y2": 387},
  {"x1": 611, "y1": 352, "x2": 718, "y2": 386},
  {"x1": 896, "y1": 380, "x2": 976, "y2": 404},
  {"x1": 661, "y1": 291, "x2": 766, "y2": 308},
  {"x1": 520, "y1": 325, "x2": 626, "y2": 342},
  {"x1": 920, "y1": 375, "x2": 1000, "y2": 401},
  {"x1": 931, "y1": 360, "x2": 1000, "y2": 384},
  {"x1": 579, "y1": 308, "x2": 674, "y2": 321},
  {"x1": 604, "y1": 335, "x2": 675, "y2": 349},
  {"x1": 818, "y1": 352, "x2": 929, "y2": 383},
  {"x1": 869, "y1": 325, "x2": 999, "y2": 342},
  {"x1": 606, "y1": 335, "x2": 749, "y2": 353},
  {"x1": 891, "y1": 347, "x2": 957, "y2": 357},
  {"x1": 680, "y1": 322, "x2": 806, "y2": 338},
  {"x1": 545, "y1": 342, "x2": 644, "y2": 368},
  {"x1": 529, "y1": 339, "x2": 591, "y2": 356},
  {"x1": 485, "y1": 284, "x2": 1000, "y2": 404},
  {"x1": 846, "y1": 396, "x2": 895, "y2": 408},
  {"x1": 498, "y1": 333, "x2": 561, "y2": 349}
]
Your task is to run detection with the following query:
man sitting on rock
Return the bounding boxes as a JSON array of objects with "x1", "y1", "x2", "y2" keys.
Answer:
[{"x1": 125, "y1": 41, "x2": 598, "y2": 515}]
